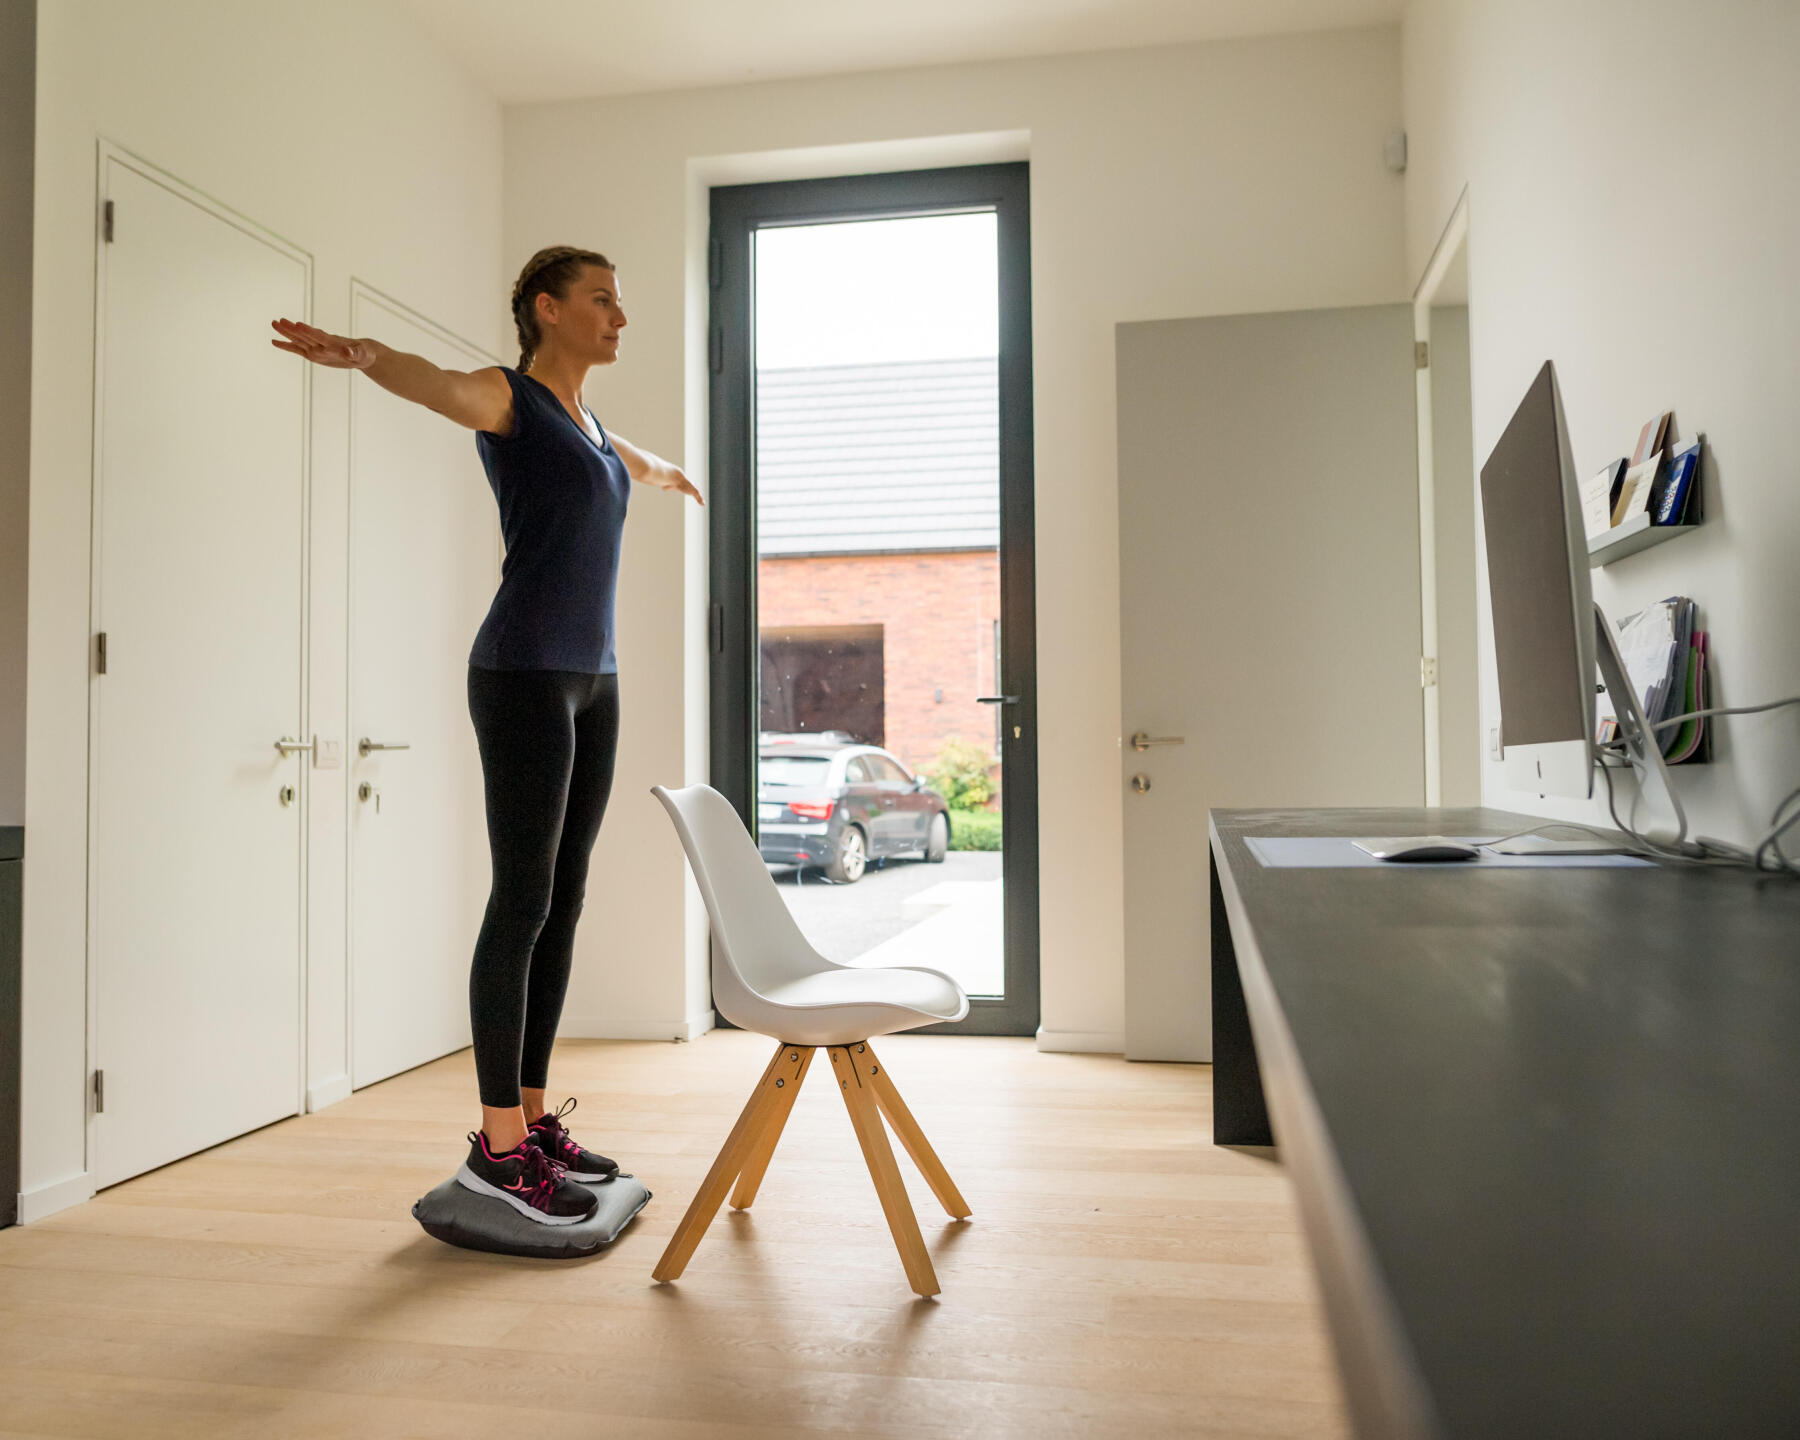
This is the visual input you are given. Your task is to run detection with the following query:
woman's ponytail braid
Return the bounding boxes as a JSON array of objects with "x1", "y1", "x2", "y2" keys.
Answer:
[{"x1": 510, "y1": 245, "x2": 614, "y2": 371}]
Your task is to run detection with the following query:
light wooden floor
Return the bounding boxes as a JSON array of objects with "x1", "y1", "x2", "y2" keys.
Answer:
[{"x1": 0, "y1": 1031, "x2": 1350, "y2": 1439}]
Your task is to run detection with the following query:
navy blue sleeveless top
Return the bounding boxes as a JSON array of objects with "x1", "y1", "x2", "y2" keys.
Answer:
[{"x1": 470, "y1": 368, "x2": 631, "y2": 674}]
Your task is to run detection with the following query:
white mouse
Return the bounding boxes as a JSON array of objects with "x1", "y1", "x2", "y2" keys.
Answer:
[{"x1": 1352, "y1": 836, "x2": 1480, "y2": 863}]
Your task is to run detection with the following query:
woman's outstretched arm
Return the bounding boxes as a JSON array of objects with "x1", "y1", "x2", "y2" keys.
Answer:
[
  {"x1": 270, "y1": 318, "x2": 511, "y2": 434},
  {"x1": 608, "y1": 431, "x2": 705, "y2": 506}
]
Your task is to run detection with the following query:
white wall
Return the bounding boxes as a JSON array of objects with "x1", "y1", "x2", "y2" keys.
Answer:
[
  {"x1": 502, "y1": 27, "x2": 1407, "y2": 1050},
  {"x1": 0, "y1": 0, "x2": 33, "y2": 827},
  {"x1": 1403, "y1": 0, "x2": 1800, "y2": 843},
  {"x1": 21, "y1": 0, "x2": 503, "y2": 1213}
]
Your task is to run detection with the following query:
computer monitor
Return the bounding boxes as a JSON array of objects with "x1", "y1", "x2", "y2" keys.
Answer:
[
  {"x1": 1479, "y1": 361, "x2": 1596, "y2": 799},
  {"x1": 1479, "y1": 361, "x2": 1690, "y2": 851}
]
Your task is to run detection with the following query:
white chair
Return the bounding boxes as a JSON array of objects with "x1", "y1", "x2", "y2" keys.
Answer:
[{"x1": 650, "y1": 782, "x2": 971, "y2": 1296}]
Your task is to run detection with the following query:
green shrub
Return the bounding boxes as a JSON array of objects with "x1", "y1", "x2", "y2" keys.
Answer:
[
  {"x1": 948, "y1": 807, "x2": 1004, "y2": 851},
  {"x1": 925, "y1": 736, "x2": 998, "y2": 811}
]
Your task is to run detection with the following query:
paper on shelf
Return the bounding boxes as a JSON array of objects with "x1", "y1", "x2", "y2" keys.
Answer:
[
  {"x1": 1581, "y1": 461, "x2": 1621, "y2": 538},
  {"x1": 1613, "y1": 453, "x2": 1663, "y2": 527}
]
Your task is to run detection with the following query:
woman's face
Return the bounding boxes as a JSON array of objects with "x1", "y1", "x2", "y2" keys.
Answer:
[{"x1": 542, "y1": 264, "x2": 627, "y2": 364}]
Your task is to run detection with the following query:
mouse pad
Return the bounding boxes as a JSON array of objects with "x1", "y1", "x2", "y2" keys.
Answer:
[
  {"x1": 413, "y1": 1172, "x2": 652, "y2": 1259},
  {"x1": 1245, "y1": 837, "x2": 1654, "y2": 869}
]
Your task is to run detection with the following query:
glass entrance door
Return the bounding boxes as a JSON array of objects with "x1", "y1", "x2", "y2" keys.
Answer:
[{"x1": 710, "y1": 165, "x2": 1037, "y2": 1034}]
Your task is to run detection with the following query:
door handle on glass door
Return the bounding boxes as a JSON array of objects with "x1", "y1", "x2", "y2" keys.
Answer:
[
  {"x1": 1129, "y1": 731, "x2": 1185, "y2": 751},
  {"x1": 359, "y1": 738, "x2": 412, "y2": 757}
]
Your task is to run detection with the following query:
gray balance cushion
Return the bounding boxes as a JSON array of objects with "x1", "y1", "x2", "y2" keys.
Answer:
[{"x1": 413, "y1": 1172, "x2": 651, "y2": 1259}]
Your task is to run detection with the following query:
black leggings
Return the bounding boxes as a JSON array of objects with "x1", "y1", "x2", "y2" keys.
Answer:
[{"x1": 467, "y1": 666, "x2": 620, "y2": 1109}]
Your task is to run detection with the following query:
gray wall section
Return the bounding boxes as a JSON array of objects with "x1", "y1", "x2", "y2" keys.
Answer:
[
  {"x1": 1431, "y1": 305, "x2": 1481, "y2": 806},
  {"x1": 1117, "y1": 304, "x2": 1424, "y2": 1060},
  {"x1": 0, "y1": 0, "x2": 34, "y2": 827},
  {"x1": 2, "y1": 3, "x2": 33, "y2": 1221}
]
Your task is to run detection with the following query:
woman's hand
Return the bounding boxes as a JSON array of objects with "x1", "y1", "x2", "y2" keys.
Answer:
[
  {"x1": 270, "y1": 318, "x2": 376, "y2": 370},
  {"x1": 610, "y1": 432, "x2": 706, "y2": 506},
  {"x1": 659, "y1": 468, "x2": 706, "y2": 507}
]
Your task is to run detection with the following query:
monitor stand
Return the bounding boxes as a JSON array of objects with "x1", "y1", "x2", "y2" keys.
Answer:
[{"x1": 1487, "y1": 604, "x2": 1687, "y2": 856}]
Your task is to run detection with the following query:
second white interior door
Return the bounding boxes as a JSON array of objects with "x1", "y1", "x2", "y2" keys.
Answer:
[{"x1": 348, "y1": 288, "x2": 499, "y2": 1089}]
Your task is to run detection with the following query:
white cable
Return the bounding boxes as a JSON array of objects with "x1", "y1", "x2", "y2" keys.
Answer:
[
  {"x1": 1649, "y1": 695, "x2": 1800, "y2": 734},
  {"x1": 1585, "y1": 687, "x2": 1800, "y2": 876},
  {"x1": 1596, "y1": 760, "x2": 1740, "y2": 866},
  {"x1": 1478, "y1": 818, "x2": 1655, "y2": 854},
  {"x1": 1752, "y1": 784, "x2": 1800, "y2": 876}
]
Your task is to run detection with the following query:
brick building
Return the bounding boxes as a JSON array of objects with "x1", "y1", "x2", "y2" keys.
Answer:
[{"x1": 756, "y1": 356, "x2": 1003, "y2": 800}]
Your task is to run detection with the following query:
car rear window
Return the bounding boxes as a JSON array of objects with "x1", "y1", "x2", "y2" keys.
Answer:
[{"x1": 760, "y1": 755, "x2": 832, "y2": 786}]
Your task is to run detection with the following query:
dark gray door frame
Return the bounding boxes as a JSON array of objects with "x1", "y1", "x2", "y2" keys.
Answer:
[
  {"x1": 1, "y1": 830, "x2": 21, "y2": 1228},
  {"x1": 708, "y1": 162, "x2": 1039, "y2": 1036}
]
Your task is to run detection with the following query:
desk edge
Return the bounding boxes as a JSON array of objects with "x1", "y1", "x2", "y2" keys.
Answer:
[{"x1": 1208, "y1": 813, "x2": 1439, "y2": 1440}]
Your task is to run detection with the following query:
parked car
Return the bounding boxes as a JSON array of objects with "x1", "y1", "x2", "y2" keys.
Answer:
[{"x1": 756, "y1": 735, "x2": 951, "y2": 883}]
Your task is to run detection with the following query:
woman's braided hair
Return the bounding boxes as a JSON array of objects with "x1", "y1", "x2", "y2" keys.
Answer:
[{"x1": 510, "y1": 246, "x2": 614, "y2": 371}]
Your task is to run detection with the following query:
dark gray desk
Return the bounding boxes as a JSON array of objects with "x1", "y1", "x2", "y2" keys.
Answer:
[{"x1": 1209, "y1": 807, "x2": 1800, "y2": 1440}]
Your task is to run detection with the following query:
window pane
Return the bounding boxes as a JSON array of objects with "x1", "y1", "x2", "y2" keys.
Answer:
[
  {"x1": 760, "y1": 755, "x2": 831, "y2": 786},
  {"x1": 754, "y1": 210, "x2": 1004, "y2": 1001}
]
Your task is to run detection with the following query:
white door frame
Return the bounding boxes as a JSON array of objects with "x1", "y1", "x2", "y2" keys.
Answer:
[
  {"x1": 86, "y1": 139, "x2": 314, "y2": 1180},
  {"x1": 1412, "y1": 188, "x2": 1470, "y2": 807},
  {"x1": 341, "y1": 279, "x2": 499, "y2": 1100}
]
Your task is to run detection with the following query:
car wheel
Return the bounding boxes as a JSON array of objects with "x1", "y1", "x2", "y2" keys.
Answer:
[
  {"x1": 825, "y1": 825, "x2": 868, "y2": 884},
  {"x1": 925, "y1": 812, "x2": 949, "y2": 863}
]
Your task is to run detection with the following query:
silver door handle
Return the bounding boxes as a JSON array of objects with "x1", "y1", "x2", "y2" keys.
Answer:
[
  {"x1": 976, "y1": 695, "x2": 1020, "y2": 705},
  {"x1": 1130, "y1": 731, "x2": 1185, "y2": 751},
  {"x1": 359, "y1": 738, "x2": 411, "y2": 757},
  {"x1": 274, "y1": 736, "x2": 313, "y2": 756}
]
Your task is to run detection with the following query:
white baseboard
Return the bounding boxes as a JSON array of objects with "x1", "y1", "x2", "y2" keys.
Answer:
[
  {"x1": 684, "y1": 1008, "x2": 717, "y2": 1041},
  {"x1": 560, "y1": 1010, "x2": 717, "y2": 1043},
  {"x1": 306, "y1": 1074, "x2": 353, "y2": 1112},
  {"x1": 1035, "y1": 1028, "x2": 1125, "y2": 1055},
  {"x1": 19, "y1": 1170, "x2": 95, "y2": 1224}
]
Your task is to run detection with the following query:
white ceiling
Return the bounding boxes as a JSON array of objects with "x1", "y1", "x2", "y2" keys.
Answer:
[{"x1": 398, "y1": 0, "x2": 1402, "y2": 105}]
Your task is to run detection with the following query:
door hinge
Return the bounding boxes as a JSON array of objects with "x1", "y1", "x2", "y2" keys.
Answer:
[
  {"x1": 93, "y1": 1069, "x2": 105, "y2": 1114},
  {"x1": 1421, "y1": 655, "x2": 1439, "y2": 688},
  {"x1": 709, "y1": 325, "x2": 723, "y2": 374},
  {"x1": 96, "y1": 631, "x2": 108, "y2": 675},
  {"x1": 103, "y1": 200, "x2": 114, "y2": 243},
  {"x1": 1414, "y1": 340, "x2": 1429, "y2": 370},
  {"x1": 709, "y1": 601, "x2": 725, "y2": 654},
  {"x1": 708, "y1": 235, "x2": 723, "y2": 291}
]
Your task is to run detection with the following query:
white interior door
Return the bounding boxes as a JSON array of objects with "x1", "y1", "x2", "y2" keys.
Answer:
[
  {"x1": 1116, "y1": 305, "x2": 1424, "y2": 1062},
  {"x1": 348, "y1": 288, "x2": 498, "y2": 1088},
  {"x1": 91, "y1": 155, "x2": 308, "y2": 1186}
]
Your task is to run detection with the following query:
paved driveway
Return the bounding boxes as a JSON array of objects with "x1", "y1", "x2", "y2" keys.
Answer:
[{"x1": 771, "y1": 850, "x2": 1005, "y2": 996}]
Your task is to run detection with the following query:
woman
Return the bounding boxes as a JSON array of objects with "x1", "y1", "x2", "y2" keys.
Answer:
[{"x1": 272, "y1": 247, "x2": 703, "y2": 1225}]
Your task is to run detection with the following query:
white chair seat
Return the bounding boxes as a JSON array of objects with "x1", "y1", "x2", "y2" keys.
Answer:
[{"x1": 758, "y1": 965, "x2": 965, "y2": 1046}]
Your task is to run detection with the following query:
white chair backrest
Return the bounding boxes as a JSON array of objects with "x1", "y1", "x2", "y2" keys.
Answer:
[{"x1": 651, "y1": 783, "x2": 831, "y2": 994}]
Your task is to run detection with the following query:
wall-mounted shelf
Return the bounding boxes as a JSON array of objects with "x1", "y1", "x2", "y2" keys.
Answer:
[{"x1": 1587, "y1": 512, "x2": 1701, "y2": 568}]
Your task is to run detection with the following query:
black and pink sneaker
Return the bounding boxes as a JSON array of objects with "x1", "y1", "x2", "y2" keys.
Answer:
[
  {"x1": 455, "y1": 1130, "x2": 599, "y2": 1225},
  {"x1": 528, "y1": 1098, "x2": 620, "y2": 1184}
]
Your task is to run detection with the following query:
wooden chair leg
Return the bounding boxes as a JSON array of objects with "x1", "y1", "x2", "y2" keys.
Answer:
[
  {"x1": 653, "y1": 1041, "x2": 811, "y2": 1283},
  {"x1": 731, "y1": 1045, "x2": 814, "y2": 1209},
  {"x1": 862, "y1": 1042, "x2": 971, "y2": 1220},
  {"x1": 829, "y1": 1043, "x2": 940, "y2": 1297}
]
